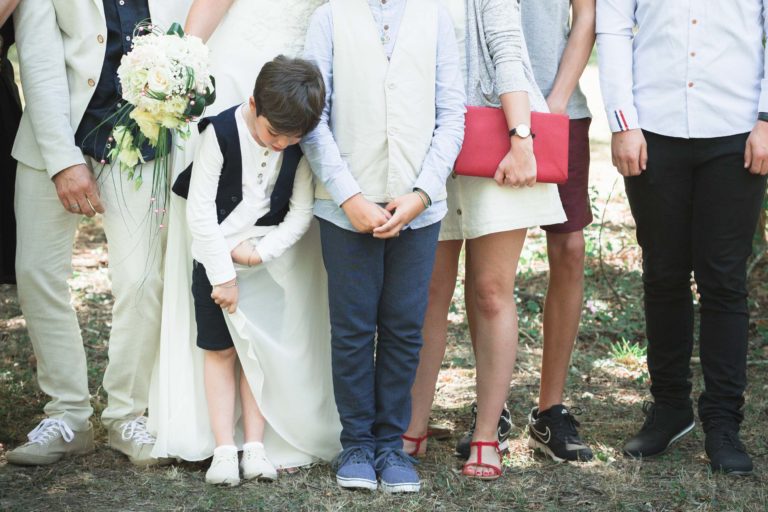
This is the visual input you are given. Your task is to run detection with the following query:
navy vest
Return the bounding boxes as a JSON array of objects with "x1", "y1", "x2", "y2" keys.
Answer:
[{"x1": 172, "y1": 105, "x2": 303, "y2": 226}]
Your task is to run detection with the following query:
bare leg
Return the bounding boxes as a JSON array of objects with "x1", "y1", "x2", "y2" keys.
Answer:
[
  {"x1": 539, "y1": 231, "x2": 585, "y2": 411},
  {"x1": 239, "y1": 368, "x2": 266, "y2": 444},
  {"x1": 204, "y1": 347, "x2": 237, "y2": 447},
  {"x1": 464, "y1": 229, "x2": 526, "y2": 477},
  {"x1": 403, "y1": 240, "x2": 463, "y2": 455}
]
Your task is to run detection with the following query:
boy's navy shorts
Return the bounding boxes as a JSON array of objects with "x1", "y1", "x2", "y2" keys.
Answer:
[{"x1": 191, "y1": 261, "x2": 235, "y2": 351}]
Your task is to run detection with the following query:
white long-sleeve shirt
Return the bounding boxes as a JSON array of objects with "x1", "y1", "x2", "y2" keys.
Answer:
[
  {"x1": 187, "y1": 104, "x2": 314, "y2": 285},
  {"x1": 596, "y1": 0, "x2": 768, "y2": 138}
]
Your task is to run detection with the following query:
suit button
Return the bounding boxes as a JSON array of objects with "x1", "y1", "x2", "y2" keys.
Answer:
[
  {"x1": 451, "y1": 172, "x2": 457, "y2": 179},
  {"x1": 457, "y1": 208, "x2": 462, "y2": 215},
  {"x1": 87, "y1": 79, "x2": 96, "y2": 87},
  {"x1": 97, "y1": 34, "x2": 105, "y2": 44},
  {"x1": 230, "y1": 196, "x2": 238, "y2": 203}
]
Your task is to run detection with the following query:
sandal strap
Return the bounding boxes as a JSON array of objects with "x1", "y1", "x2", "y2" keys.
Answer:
[
  {"x1": 402, "y1": 434, "x2": 428, "y2": 456},
  {"x1": 469, "y1": 440, "x2": 499, "y2": 449}
]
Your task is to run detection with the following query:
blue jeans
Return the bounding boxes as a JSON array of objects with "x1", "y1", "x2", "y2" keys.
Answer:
[{"x1": 318, "y1": 218, "x2": 440, "y2": 453}]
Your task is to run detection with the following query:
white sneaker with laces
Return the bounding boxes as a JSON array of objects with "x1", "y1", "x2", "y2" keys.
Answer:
[
  {"x1": 206, "y1": 445, "x2": 241, "y2": 486},
  {"x1": 107, "y1": 416, "x2": 170, "y2": 466},
  {"x1": 241, "y1": 442, "x2": 277, "y2": 481},
  {"x1": 6, "y1": 418, "x2": 94, "y2": 466}
]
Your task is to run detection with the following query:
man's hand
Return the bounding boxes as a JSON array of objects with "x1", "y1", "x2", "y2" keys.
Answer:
[
  {"x1": 744, "y1": 121, "x2": 768, "y2": 175},
  {"x1": 341, "y1": 193, "x2": 392, "y2": 233},
  {"x1": 493, "y1": 137, "x2": 537, "y2": 187},
  {"x1": 52, "y1": 164, "x2": 105, "y2": 217},
  {"x1": 611, "y1": 129, "x2": 648, "y2": 177},
  {"x1": 231, "y1": 239, "x2": 262, "y2": 266},
  {"x1": 211, "y1": 279, "x2": 238, "y2": 314},
  {"x1": 372, "y1": 192, "x2": 426, "y2": 239}
]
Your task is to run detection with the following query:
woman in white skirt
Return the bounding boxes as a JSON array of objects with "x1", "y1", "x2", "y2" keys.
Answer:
[
  {"x1": 148, "y1": 0, "x2": 341, "y2": 472},
  {"x1": 402, "y1": 0, "x2": 565, "y2": 480}
]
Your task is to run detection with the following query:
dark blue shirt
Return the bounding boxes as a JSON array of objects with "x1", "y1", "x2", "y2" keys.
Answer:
[{"x1": 75, "y1": 0, "x2": 153, "y2": 162}]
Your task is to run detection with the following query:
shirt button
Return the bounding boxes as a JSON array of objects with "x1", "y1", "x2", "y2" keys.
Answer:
[
  {"x1": 384, "y1": 24, "x2": 389, "y2": 30},
  {"x1": 87, "y1": 78, "x2": 96, "y2": 87},
  {"x1": 688, "y1": 82, "x2": 694, "y2": 88},
  {"x1": 691, "y1": 19, "x2": 698, "y2": 24},
  {"x1": 387, "y1": 82, "x2": 396, "y2": 90},
  {"x1": 457, "y1": 208, "x2": 462, "y2": 215},
  {"x1": 690, "y1": 52, "x2": 696, "y2": 57},
  {"x1": 261, "y1": 162, "x2": 267, "y2": 167},
  {"x1": 125, "y1": 36, "x2": 131, "y2": 42},
  {"x1": 97, "y1": 34, "x2": 105, "y2": 44},
  {"x1": 264, "y1": 150, "x2": 269, "y2": 157},
  {"x1": 119, "y1": 0, "x2": 125, "y2": 4}
]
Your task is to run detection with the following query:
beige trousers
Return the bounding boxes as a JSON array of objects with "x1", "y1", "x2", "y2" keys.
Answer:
[{"x1": 14, "y1": 158, "x2": 165, "y2": 431}]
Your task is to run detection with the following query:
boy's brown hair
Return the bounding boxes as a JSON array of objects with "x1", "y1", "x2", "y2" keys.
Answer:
[{"x1": 253, "y1": 55, "x2": 325, "y2": 137}]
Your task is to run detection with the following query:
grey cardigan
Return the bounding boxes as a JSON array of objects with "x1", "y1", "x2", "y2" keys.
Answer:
[{"x1": 463, "y1": 0, "x2": 547, "y2": 111}]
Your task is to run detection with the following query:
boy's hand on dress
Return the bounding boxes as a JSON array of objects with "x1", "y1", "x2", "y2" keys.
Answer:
[
  {"x1": 611, "y1": 129, "x2": 647, "y2": 177},
  {"x1": 211, "y1": 279, "x2": 238, "y2": 314},
  {"x1": 494, "y1": 137, "x2": 537, "y2": 188},
  {"x1": 372, "y1": 192, "x2": 426, "y2": 239},
  {"x1": 341, "y1": 193, "x2": 392, "y2": 233},
  {"x1": 231, "y1": 240, "x2": 262, "y2": 266}
]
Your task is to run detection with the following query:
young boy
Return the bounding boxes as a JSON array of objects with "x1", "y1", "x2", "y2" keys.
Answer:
[
  {"x1": 174, "y1": 55, "x2": 325, "y2": 486},
  {"x1": 302, "y1": 0, "x2": 465, "y2": 493}
]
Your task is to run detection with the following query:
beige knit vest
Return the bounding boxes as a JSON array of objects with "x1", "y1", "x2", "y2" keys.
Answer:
[{"x1": 315, "y1": 0, "x2": 441, "y2": 203}]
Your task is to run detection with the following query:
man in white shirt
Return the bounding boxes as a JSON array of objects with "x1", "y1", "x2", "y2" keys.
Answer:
[{"x1": 597, "y1": 0, "x2": 768, "y2": 475}]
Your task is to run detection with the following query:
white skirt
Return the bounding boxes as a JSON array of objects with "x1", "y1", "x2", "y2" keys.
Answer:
[
  {"x1": 439, "y1": 173, "x2": 566, "y2": 241},
  {"x1": 148, "y1": 199, "x2": 341, "y2": 467}
]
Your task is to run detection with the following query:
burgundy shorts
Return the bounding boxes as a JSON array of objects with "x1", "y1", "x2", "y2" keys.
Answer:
[{"x1": 541, "y1": 117, "x2": 593, "y2": 234}]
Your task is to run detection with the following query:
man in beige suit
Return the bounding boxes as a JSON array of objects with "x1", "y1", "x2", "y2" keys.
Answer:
[{"x1": 8, "y1": 0, "x2": 191, "y2": 466}]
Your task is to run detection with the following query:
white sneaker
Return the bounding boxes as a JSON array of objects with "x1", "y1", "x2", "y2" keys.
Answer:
[
  {"x1": 107, "y1": 416, "x2": 170, "y2": 466},
  {"x1": 241, "y1": 442, "x2": 277, "y2": 481},
  {"x1": 206, "y1": 446, "x2": 240, "y2": 486},
  {"x1": 6, "y1": 418, "x2": 94, "y2": 466}
]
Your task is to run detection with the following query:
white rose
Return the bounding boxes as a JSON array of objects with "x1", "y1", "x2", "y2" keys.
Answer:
[{"x1": 147, "y1": 66, "x2": 173, "y2": 96}]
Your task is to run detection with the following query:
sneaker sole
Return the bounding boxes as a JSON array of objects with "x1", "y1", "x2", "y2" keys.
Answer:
[
  {"x1": 527, "y1": 437, "x2": 567, "y2": 463},
  {"x1": 6, "y1": 445, "x2": 95, "y2": 466},
  {"x1": 336, "y1": 476, "x2": 378, "y2": 491},
  {"x1": 205, "y1": 477, "x2": 241, "y2": 487},
  {"x1": 380, "y1": 481, "x2": 421, "y2": 494},
  {"x1": 623, "y1": 420, "x2": 696, "y2": 459}
]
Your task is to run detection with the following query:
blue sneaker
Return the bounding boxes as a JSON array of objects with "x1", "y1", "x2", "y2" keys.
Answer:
[
  {"x1": 375, "y1": 449, "x2": 420, "y2": 493},
  {"x1": 333, "y1": 447, "x2": 377, "y2": 490}
]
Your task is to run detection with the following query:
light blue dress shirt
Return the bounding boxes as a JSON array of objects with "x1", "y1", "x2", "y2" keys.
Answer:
[{"x1": 301, "y1": 0, "x2": 466, "y2": 232}]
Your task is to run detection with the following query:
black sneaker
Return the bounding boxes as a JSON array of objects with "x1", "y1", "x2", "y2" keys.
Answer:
[
  {"x1": 455, "y1": 401, "x2": 513, "y2": 459},
  {"x1": 705, "y1": 427, "x2": 753, "y2": 475},
  {"x1": 623, "y1": 401, "x2": 695, "y2": 458},
  {"x1": 527, "y1": 405, "x2": 593, "y2": 462}
]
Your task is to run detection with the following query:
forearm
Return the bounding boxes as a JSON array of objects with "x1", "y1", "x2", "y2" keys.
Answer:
[
  {"x1": 547, "y1": 0, "x2": 595, "y2": 113},
  {"x1": 1, "y1": 0, "x2": 20, "y2": 26},
  {"x1": 500, "y1": 91, "x2": 531, "y2": 129},
  {"x1": 14, "y1": 0, "x2": 84, "y2": 176},
  {"x1": 480, "y1": 0, "x2": 528, "y2": 95},
  {"x1": 184, "y1": 0, "x2": 235, "y2": 42}
]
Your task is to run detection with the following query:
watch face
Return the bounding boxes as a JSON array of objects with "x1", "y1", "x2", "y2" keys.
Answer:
[{"x1": 516, "y1": 124, "x2": 531, "y2": 138}]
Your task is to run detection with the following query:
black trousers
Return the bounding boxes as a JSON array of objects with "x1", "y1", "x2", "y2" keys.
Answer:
[{"x1": 625, "y1": 131, "x2": 767, "y2": 430}]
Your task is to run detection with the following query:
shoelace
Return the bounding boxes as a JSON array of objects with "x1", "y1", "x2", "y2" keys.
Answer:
[
  {"x1": 333, "y1": 446, "x2": 372, "y2": 470},
  {"x1": 373, "y1": 448, "x2": 418, "y2": 472},
  {"x1": 640, "y1": 401, "x2": 657, "y2": 430},
  {"x1": 468, "y1": 402, "x2": 512, "y2": 440},
  {"x1": 120, "y1": 417, "x2": 156, "y2": 445},
  {"x1": 27, "y1": 418, "x2": 75, "y2": 445},
  {"x1": 709, "y1": 429, "x2": 746, "y2": 452}
]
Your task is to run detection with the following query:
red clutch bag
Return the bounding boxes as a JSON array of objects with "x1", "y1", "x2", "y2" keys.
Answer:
[{"x1": 454, "y1": 106, "x2": 570, "y2": 184}]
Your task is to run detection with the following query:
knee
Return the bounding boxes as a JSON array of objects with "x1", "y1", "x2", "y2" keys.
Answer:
[
  {"x1": 548, "y1": 234, "x2": 586, "y2": 273},
  {"x1": 472, "y1": 277, "x2": 513, "y2": 318}
]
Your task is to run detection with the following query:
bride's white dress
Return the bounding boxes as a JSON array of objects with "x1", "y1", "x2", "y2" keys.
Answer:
[{"x1": 148, "y1": 0, "x2": 341, "y2": 467}]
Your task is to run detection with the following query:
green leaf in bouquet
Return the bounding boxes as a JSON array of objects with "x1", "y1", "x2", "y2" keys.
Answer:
[
  {"x1": 134, "y1": 174, "x2": 143, "y2": 190},
  {"x1": 187, "y1": 96, "x2": 206, "y2": 117},
  {"x1": 204, "y1": 76, "x2": 216, "y2": 104},
  {"x1": 167, "y1": 22, "x2": 184, "y2": 37}
]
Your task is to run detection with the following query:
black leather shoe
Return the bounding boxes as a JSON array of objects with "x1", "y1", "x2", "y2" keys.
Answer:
[
  {"x1": 623, "y1": 401, "x2": 695, "y2": 458},
  {"x1": 705, "y1": 428, "x2": 753, "y2": 475}
]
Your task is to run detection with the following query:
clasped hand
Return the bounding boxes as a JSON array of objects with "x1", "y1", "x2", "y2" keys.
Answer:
[
  {"x1": 493, "y1": 138, "x2": 537, "y2": 187},
  {"x1": 342, "y1": 192, "x2": 427, "y2": 239}
]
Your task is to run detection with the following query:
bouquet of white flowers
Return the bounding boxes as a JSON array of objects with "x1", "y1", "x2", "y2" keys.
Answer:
[{"x1": 105, "y1": 22, "x2": 215, "y2": 225}]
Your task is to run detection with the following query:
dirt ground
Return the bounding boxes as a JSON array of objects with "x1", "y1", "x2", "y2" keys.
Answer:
[{"x1": 1, "y1": 66, "x2": 767, "y2": 512}]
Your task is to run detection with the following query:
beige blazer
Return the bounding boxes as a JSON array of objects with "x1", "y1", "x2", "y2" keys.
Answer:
[{"x1": 12, "y1": 0, "x2": 192, "y2": 178}]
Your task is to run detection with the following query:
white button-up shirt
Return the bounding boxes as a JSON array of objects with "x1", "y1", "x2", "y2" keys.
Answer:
[
  {"x1": 597, "y1": 0, "x2": 768, "y2": 138},
  {"x1": 187, "y1": 104, "x2": 314, "y2": 285}
]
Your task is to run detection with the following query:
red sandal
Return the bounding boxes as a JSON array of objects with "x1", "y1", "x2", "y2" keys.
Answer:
[
  {"x1": 402, "y1": 433, "x2": 428, "y2": 456},
  {"x1": 462, "y1": 440, "x2": 502, "y2": 480}
]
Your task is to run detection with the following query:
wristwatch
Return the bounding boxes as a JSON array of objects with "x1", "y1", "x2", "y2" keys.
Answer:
[
  {"x1": 509, "y1": 123, "x2": 533, "y2": 139},
  {"x1": 758, "y1": 112, "x2": 768, "y2": 123}
]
